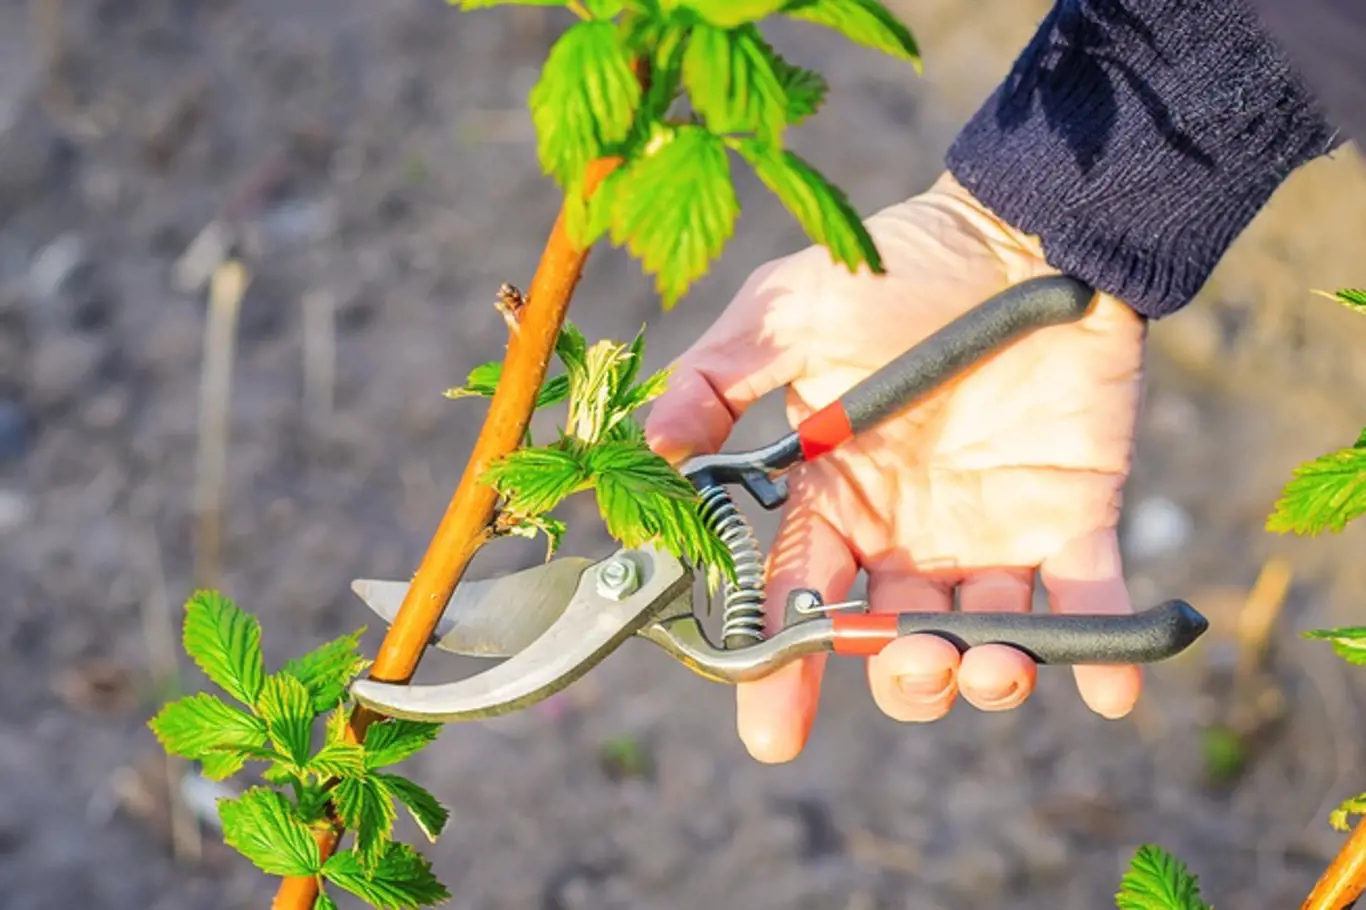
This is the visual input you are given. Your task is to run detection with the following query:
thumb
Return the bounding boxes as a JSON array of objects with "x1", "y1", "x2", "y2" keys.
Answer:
[{"x1": 645, "y1": 259, "x2": 806, "y2": 463}]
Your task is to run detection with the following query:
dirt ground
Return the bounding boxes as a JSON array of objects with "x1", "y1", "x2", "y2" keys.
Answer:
[{"x1": 6, "y1": 1, "x2": 1366, "y2": 908}]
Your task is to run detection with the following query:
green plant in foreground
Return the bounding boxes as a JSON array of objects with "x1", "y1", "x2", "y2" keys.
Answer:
[
  {"x1": 448, "y1": 317, "x2": 736, "y2": 588},
  {"x1": 451, "y1": 0, "x2": 919, "y2": 308},
  {"x1": 1116, "y1": 845, "x2": 1213, "y2": 910},
  {"x1": 149, "y1": 592, "x2": 450, "y2": 909}
]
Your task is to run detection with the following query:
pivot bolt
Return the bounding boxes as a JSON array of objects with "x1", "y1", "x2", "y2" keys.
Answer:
[{"x1": 596, "y1": 556, "x2": 639, "y2": 600}]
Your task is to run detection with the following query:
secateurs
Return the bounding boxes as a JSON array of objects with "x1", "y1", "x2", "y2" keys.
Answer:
[{"x1": 348, "y1": 275, "x2": 1210, "y2": 723}]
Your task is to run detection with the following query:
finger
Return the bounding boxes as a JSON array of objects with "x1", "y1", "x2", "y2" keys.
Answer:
[
  {"x1": 644, "y1": 261, "x2": 806, "y2": 463},
  {"x1": 735, "y1": 502, "x2": 857, "y2": 764},
  {"x1": 956, "y1": 569, "x2": 1038, "y2": 712},
  {"x1": 863, "y1": 571, "x2": 959, "y2": 723},
  {"x1": 1039, "y1": 528, "x2": 1142, "y2": 719}
]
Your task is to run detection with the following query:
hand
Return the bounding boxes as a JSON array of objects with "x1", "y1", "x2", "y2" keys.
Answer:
[{"x1": 644, "y1": 171, "x2": 1148, "y2": 764}]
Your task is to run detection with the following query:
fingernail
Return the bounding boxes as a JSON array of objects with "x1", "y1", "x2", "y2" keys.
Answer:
[
  {"x1": 966, "y1": 681, "x2": 1021, "y2": 709},
  {"x1": 896, "y1": 669, "x2": 954, "y2": 700}
]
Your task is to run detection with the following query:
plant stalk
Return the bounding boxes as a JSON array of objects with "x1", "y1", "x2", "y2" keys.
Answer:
[
  {"x1": 270, "y1": 154, "x2": 624, "y2": 910},
  {"x1": 1304, "y1": 820, "x2": 1366, "y2": 910}
]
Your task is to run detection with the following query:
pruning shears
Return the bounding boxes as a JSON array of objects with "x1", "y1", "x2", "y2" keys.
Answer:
[{"x1": 348, "y1": 275, "x2": 1209, "y2": 723}]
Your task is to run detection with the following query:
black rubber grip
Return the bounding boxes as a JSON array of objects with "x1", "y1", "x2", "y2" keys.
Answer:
[
  {"x1": 839, "y1": 275, "x2": 1095, "y2": 435},
  {"x1": 894, "y1": 601, "x2": 1208, "y2": 664}
]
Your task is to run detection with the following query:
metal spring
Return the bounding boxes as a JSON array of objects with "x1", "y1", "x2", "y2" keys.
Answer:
[{"x1": 697, "y1": 484, "x2": 766, "y2": 646}]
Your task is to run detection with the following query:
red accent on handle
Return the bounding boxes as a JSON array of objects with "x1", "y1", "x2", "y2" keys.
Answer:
[
  {"x1": 798, "y1": 401, "x2": 854, "y2": 461},
  {"x1": 831, "y1": 614, "x2": 898, "y2": 656}
]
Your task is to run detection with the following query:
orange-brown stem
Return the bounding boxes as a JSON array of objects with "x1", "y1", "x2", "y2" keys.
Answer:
[
  {"x1": 1303, "y1": 820, "x2": 1366, "y2": 910},
  {"x1": 270, "y1": 156, "x2": 622, "y2": 909}
]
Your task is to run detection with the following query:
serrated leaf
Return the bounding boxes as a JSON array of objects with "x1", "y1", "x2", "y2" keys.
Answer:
[
  {"x1": 1330, "y1": 794, "x2": 1366, "y2": 831},
  {"x1": 314, "y1": 892, "x2": 338, "y2": 910},
  {"x1": 1115, "y1": 844, "x2": 1212, "y2": 910},
  {"x1": 733, "y1": 138, "x2": 882, "y2": 274},
  {"x1": 323, "y1": 844, "x2": 451, "y2": 910},
  {"x1": 376, "y1": 773, "x2": 449, "y2": 842},
  {"x1": 586, "y1": 440, "x2": 696, "y2": 500},
  {"x1": 482, "y1": 446, "x2": 590, "y2": 515},
  {"x1": 364, "y1": 719, "x2": 443, "y2": 769},
  {"x1": 256, "y1": 673, "x2": 316, "y2": 768},
  {"x1": 324, "y1": 704, "x2": 350, "y2": 744},
  {"x1": 784, "y1": 0, "x2": 920, "y2": 68},
  {"x1": 771, "y1": 54, "x2": 828, "y2": 123},
  {"x1": 182, "y1": 590, "x2": 265, "y2": 706},
  {"x1": 594, "y1": 465, "x2": 734, "y2": 591},
  {"x1": 149, "y1": 693, "x2": 268, "y2": 779},
  {"x1": 297, "y1": 784, "x2": 331, "y2": 824},
  {"x1": 588, "y1": 124, "x2": 739, "y2": 308},
  {"x1": 334, "y1": 775, "x2": 397, "y2": 872},
  {"x1": 1303, "y1": 626, "x2": 1366, "y2": 665},
  {"x1": 308, "y1": 740, "x2": 367, "y2": 778},
  {"x1": 1266, "y1": 444, "x2": 1366, "y2": 535},
  {"x1": 529, "y1": 20, "x2": 642, "y2": 188},
  {"x1": 683, "y1": 24, "x2": 787, "y2": 143},
  {"x1": 1312, "y1": 287, "x2": 1366, "y2": 313},
  {"x1": 444, "y1": 360, "x2": 571, "y2": 411},
  {"x1": 554, "y1": 321, "x2": 588, "y2": 380},
  {"x1": 281, "y1": 628, "x2": 370, "y2": 714},
  {"x1": 567, "y1": 338, "x2": 635, "y2": 441},
  {"x1": 218, "y1": 787, "x2": 322, "y2": 877},
  {"x1": 675, "y1": 0, "x2": 786, "y2": 27}
]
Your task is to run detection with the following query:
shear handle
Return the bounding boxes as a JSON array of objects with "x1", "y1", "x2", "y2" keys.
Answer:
[{"x1": 830, "y1": 600, "x2": 1208, "y2": 664}]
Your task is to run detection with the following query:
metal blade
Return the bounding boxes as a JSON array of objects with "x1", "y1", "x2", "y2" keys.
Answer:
[
  {"x1": 349, "y1": 548, "x2": 693, "y2": 722},
  {"x1": 351, "y1": 557, "x2": 595, "y2": 658}
]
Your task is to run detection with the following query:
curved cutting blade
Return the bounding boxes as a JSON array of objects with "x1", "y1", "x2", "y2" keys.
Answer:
[
  {"x1": 349, "y1": 548, "x2": 693, "y2": 722},
  {"x1": 351, "y1": 557, "x2": 595, "y2": 658}
]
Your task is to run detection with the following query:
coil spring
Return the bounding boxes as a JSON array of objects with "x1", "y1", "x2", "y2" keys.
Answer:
[{"x1": 697, "y1": 484, "x2": 766, "y2": 646}]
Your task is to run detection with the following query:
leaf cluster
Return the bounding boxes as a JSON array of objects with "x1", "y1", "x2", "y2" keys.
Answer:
[
  {"x1": 1115, "y1": 844, "x2": 1214, "y2": 910},
  {"x1": 447, "y1": 321, "x2": 734, "y2": 590},
  {"x1": 149, "y1": 592, "x2": 450, "y2": 910},
  {"x1": 453, "y1": 0, "x2": 920, "y2": 308}
]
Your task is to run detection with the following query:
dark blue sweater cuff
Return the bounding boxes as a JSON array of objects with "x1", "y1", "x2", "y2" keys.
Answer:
[{"x1": 945, "y1": 0, "x2": 1341, "y2": 319}]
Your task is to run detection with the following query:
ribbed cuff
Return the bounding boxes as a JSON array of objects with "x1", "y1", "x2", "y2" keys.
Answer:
[{"x1": 945, "y1": 0, "x2": 1341, "y2": 319}]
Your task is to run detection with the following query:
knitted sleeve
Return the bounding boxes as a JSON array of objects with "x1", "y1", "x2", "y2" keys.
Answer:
[{"x1": 944, "y1": 0, "x2": 1342, "y2": 319}]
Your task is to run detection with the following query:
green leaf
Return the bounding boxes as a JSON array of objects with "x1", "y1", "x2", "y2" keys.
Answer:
[
  {"x1": 733, "y1": 138, "x2": 882, "y2": 274},
  {"x1": 148, "y1": 693, "x2": 268, "y2": 779},
  {"x1": 588, "y1": 124, "x2": 739, "y2": 308},
  {"x1": 281, "y1": 628, "x2": 370, "y2": 714},
  {"x1": 217, "y1": 787, "x2": 322, "y2": 877},
  {"x1": 771, "y1": 54, "x2": 828, "y2": 123},
  {"x1": 1312, "y1": 287, "x2": 1366, "y2": 313},
  {"x1": 1115, "y1": 844, "x2": 1212, "y2": 910},
  {"x1": 182, "y1": 590, "x2": 265, "y2": 706},
  {"x1": 594, "y1": 463, "x2": 734, "y2": 590},
  {"x1": 586, "y1": 440, "x2": 696, "y2": 500},
  {"x1": 682, "y1": 24, "x2": 787, "y2": 143},
  {"x1": 376, "y1": 773, "x2": 450, "y2": 842},
  {"x1": 323, "y1": 844, "x2": 451, "y2": 910},
  {"x1": 1330, "y1": 793, "x2": 1366, "y2": 831},
  {"x1": 334, "y1": 775, "x2": 398, "y2": 872},
  {"x1": 256, "y1": 673, "x2": 316, "y2": 768},
  {"x1": 1303, "y1": 626, "x2": 1366, "y2": 665},
  {"x1": 675, "y1": 0, "x2": 786, "y2": 27},
  {"x1": 444, "y1": 361, "x2": 571, "y2": 411},
  {"x1": 585, "y1": 0, "x2": 625, "y2": 15},
  {"x1": 784, "y1": 0, "x2": 920, "y2": 68},
  {"x1": 314, "y1": 892, "x2": 338, "y2": 910},
  {"x1": 364, "y1": 719, "x2": 443, "y2": 769},
  {"x1": 1266, "y1": 444, "x2": 1366, "y2": 535},
  {"x1": 554, "y1": 321, "x2": 589, "y2": 380},
  {"x1": 482, "y1": 446, "x2": 590, "y2": 515},
  {"x1": 529, "y1": 20, "x2": 642, "y2": 188},
  {"x1": 308, "y1": 740, "x2": 367, "y2": 779}
]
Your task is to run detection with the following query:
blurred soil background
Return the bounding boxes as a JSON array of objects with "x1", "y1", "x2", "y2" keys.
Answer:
[{"x1": 3, "y1": 0, "x2": 1366, "y2": 908}]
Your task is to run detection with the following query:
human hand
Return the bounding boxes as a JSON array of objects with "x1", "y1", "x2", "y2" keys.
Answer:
[{"x1": 644, "y1": 171, "x2": 1148, "y2": 764}]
